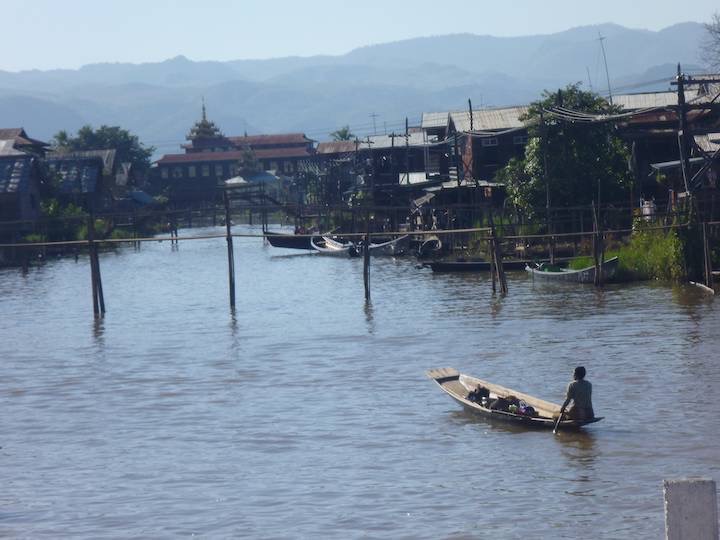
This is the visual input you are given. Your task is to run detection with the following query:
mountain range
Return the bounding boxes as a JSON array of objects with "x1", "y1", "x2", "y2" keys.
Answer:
[{"x1": 0, "y1": 22, "x2": 708, "y2": 156}]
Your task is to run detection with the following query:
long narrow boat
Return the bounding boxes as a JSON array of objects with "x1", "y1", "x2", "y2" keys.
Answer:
[
  {"x1": 426, "y1": 367, "x2": 602, "y2": 430},
  {"x1": 264, "y1": 231, "x2": 313, "y2": 250},
  {"x1": 525, "y1": 256, "x2": 619, "y2": 284},
  {"x1": 310, "y1": 236, "x2": 357, "y2": 257},
  {"x1": 428, "y1": 259, "x2": 533, "y2": 272}
]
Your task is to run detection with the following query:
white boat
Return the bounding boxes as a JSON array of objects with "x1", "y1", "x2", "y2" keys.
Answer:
[
  {"x1": 526, "y1": 256, "x2": 619, "y2": 284},
  {"x1": 366, "y1": 235, "x2": 410, "y2": 256},
  {"x1": 310, "y1": 236, "x2": 357, "y2": 257}
]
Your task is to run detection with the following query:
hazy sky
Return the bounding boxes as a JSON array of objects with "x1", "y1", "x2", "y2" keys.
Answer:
[{"x1": 1, "y1": 0, "x2": 717, "y2": 71}]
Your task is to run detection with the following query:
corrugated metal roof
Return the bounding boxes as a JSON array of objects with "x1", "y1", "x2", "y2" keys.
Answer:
[
  {"x1": 47, "y1": 149, "x2": 117, "y2": 176},
  {"x1": 0, "y1": 128, "x2": 24, "y2": 139},
  {"x1": 368, "y1": 132, "x2": 426, "y2": 149},
  {"x1": 157, "y1": 146, "x2": 313, "y2": 164},
  {"x1": 0, "y1": 156, "x2": 33, "y2": 194},
  {"x1": 229, "y1": 133, "x2": 314, "y2": 146},
  {"x1": 450, "y1": 106, "x2": 529, "y2": 132},
  {"x1": 46, "y1": 156, "x2": 103, "y2": 194},
  {"x1": 421, "y1": 112, "x2": 449, "y2": 129},
  {"x1": 316, "y1": 141, "x2": 357, "y2": 155},
  {"x1": 614, "y1": 92, "x2": 681, "y2": 110}
]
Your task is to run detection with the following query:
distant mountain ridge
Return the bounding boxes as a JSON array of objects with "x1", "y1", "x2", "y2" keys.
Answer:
[{"x1": 0, "y1": 22, "x2": 707, "y2": 154}]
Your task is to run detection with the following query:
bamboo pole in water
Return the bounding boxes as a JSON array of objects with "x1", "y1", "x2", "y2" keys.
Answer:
[
  {"x1": 363, "y1": 212, "x2": 371, "y2": 301},
  {"x1": 223, "y1": 191, "x2": 236, "y2": 310}
]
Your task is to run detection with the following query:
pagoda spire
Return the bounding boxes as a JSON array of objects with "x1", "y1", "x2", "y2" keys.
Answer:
[{"x1": 186, "y1": 99, "x2": 224, "y2": 141}]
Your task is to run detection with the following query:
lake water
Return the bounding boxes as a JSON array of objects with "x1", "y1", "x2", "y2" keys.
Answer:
[{"x1": 1, "y1": 226, "x2": 719, "y2": 538}]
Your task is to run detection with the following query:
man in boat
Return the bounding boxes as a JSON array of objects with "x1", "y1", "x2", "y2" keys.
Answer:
[{"x1": 559, "y1": 366, "x2": 594, "y2": 422}]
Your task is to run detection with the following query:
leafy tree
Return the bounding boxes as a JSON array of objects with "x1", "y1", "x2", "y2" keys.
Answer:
[
  {"x1": 330, "y1": 125, "x2": 354, "y2": 141},
  {"x1": 52, "y1": 125, "x2": 155, "y2": 176},
  {"x1": 702, "y1": 12, "x2": 720, "y2": 70},
  {"x1": 496, "y1": 84, "x2": 631, "y2": 215}
]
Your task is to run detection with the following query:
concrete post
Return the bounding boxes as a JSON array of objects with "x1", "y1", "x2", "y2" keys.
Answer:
[{"x1": 664, "y1": 478, "x2": 718, "y2": 540}]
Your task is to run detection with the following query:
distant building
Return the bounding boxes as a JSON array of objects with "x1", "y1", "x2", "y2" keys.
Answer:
[
  {"x1": 0, "y1": 128, "x2": 49, "y2": 158},
  {"x1": 45, "y1": 154, "x2": 108, "y2": 210},
  {"x1": 0, "y1": 155, "x2": 42, "y2": 223},
  {"x1": 154, "y1": 104, "x2": 315, "y2": 204}
]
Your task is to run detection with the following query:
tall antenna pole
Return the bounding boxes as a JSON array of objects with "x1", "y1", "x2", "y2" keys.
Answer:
[
  {"x1": 370, "y1": 112, "x2": 379, "y2": 135},
  {"x1": 468, "y1": 99, "x2": 474, "y2": 131},
  {"x1": 586, "y1": 66, "x2": 593, "y2": 92},
  {"x1": 598, "y1": 32, "x2": 613, "y2": 104}
]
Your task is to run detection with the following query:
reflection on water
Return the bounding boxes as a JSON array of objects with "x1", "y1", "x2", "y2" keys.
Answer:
[{"x1": 1, "y1": 226, "x2": 719, "y2": 539}]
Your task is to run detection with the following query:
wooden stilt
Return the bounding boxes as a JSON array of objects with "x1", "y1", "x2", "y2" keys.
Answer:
[
  {"x1": 224, "y1": 191, "x2": 236, "y2": 309},
  {"x1": 488, "y1": 212, "x2": 507, "y2": 295},
  {"x1": 87, "y1": 214, "x2": 105, "y2": 316},
  {"x1": 703, "y1": 222, "x2": 713, "y2": 288},
  {"x1": 363, "y1": 212, "x2": 371, "y2": 301}
]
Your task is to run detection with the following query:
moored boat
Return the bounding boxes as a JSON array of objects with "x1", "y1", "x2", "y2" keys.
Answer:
[
  {"x1": 264, "y1": 231, "x2": 313, "y2": 250},
  {"x1": 310, "y1": 236, "x2": 358, "y2": 257},
  {"x1": 525, "y1": 256, "x2": 619, "y2": 284},
  {"x1": 366, "y1": 235, "x2": 410, "y2": 256},
  {"x1": 428, "y1": 259, "x2": 533, "y2": 272},
  {"x1": 426, "y1": 367, "x2": 602, "y2": 430}
]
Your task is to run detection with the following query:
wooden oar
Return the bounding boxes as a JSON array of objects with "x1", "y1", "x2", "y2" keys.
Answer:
[{"x1": 552, "y1": 412, "x2": 564, "y2": 434}]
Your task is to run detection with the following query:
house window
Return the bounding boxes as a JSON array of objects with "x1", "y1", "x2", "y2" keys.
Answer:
[
  {"x1": 202, "y1": 165, "x2": 210, "y2": 177},
  {"x1": 161, "y1": 168, "x2": 169, "y2": 179},
  {"x1": 270, "y1": 161, "x2": 278, "y2": 170},
  {"x1": 284, "y1": 161, "x2": 293, "y2": 173},
  {"x1": 188, "y1": 166, "x2": 196, "y2": 177},
  {"x1": 481, "y1": 137, "x2": 499, "y2": 147},
  {"x1": 230, "y1": 164, "x2": 238, "y2": 176},
  {"x1": 215, "y1": 164, "x2": 224, "y2": 177},
  {"x1": 513, "y1": 135, "x2": 529, "y2": 145},
  {"x1": 173, "y1": 167, "x2": 183, "y2": 178}
]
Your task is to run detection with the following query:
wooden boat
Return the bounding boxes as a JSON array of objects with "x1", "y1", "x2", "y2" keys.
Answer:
[
  {"x1": 525, "y1": 256, "x2": 619, "y2": 284},
  {"x1": 426, "y1": 367, "x2": 602, "y2": 430},
  {"x1": 264, "y1": 231, "x2": 313, "y2": 250},
  {"x1": 310, "y1": 236, "x2": 358, "y2": 257},
  {"x1": 367, "y1": 235, "x2": 410, "y2": 256},
  {"x1": 428, "y1": 259, "x2": 533, "y2": 272}
]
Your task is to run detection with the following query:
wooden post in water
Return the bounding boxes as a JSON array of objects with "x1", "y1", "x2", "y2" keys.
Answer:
[
  {"x1": 592, "y1": 201, "x2": 604, "y2": 287},
  {"x1": 703, "y1": 222, "x2": 713, "y2": 289},
  {"x1": 87, "y1": 213, "x2": 105, "y2": 316},
  {"x1": 488, "y1": 212, "x2": 507, "y2": 295},
  {"x1": 363, "y1": 212, "x2": 371, "y2": 301},
  {"x1": 223, "y1": 190, "x2": 236, "y2": 309}
]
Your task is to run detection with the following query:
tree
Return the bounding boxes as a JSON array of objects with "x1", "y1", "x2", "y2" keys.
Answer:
[
  {"x1": 330, "y1": 125, "x2": 354, "y2": 141},
  {"x1": 52, "y1": 125, "x2": 155, "y2": 176},
  {"x1": 496, "y1": 84, "x2": 631, "y2": 215},
  {"x1": 702, "y1": 12, "x2": 720, "y2": 70}
]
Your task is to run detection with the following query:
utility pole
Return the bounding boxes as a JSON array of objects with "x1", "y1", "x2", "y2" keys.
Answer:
[
  {"x1": 598, "y1": 32, "x2": 613, "y2": 105},
  {"x1": 468, "y1": 99, "x2": 474, "y2": 131},
  {"x1": 586, "y1": 66, "x2": 593, "y2": 92}
]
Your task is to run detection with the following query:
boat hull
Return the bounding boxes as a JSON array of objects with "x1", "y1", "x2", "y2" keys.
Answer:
[
  {"x1": 265, "y1": 232, "x2": 313, "y2": 250},
  {"x1": 428, "y1": 259, "x2": 531, "y2": 272}
]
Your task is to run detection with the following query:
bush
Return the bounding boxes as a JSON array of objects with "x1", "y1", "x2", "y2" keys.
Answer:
[{"x1": 614, "y1": 226, "x2": 684, "y2": 281}]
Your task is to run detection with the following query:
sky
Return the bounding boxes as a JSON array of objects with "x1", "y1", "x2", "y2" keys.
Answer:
[{"x1": 1, "y1": 0, "x2": 717, "y2": 72}]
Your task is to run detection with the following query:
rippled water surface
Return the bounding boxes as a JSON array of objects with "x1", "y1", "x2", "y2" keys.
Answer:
[{"x1": 2, "y1": 226, "x2": 719, "y2": 538}]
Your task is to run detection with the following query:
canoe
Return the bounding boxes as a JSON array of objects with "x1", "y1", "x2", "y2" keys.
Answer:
[
  {"x1": 426, "y1": 367, "x2": 602, "y2": 430},
  {"x1": 310, "y1": 236, "x2": 358, "y2": 257},
  {"x1": 526, "y1": 256, "x2": 619, "y2": 284},
  {"x1": 428, "y1": 259, "x2": 533, "y2": 272},
  {"x1": 265, "y1": 231, "x2": 313, "y2": 250}
]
